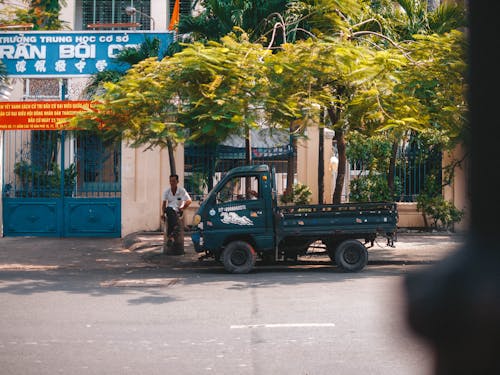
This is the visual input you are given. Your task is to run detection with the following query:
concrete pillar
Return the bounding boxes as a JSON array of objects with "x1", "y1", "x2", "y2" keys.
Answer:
[
  {"x1": 442, "y1": 144, "x2": 470, "y2": 232},
  {"x1": 297, "y1": 122, "x2": 319, "y2": 203}
]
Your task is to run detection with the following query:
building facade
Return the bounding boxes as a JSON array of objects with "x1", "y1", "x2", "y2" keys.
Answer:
[{"x1": 0, "y1": 1, "x2": 468, "y2": 237}]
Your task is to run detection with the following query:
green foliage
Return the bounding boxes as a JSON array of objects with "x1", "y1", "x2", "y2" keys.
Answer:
[
  {"x1": 83, "y1": 70, "x2": 123, "y2": 99},
  {"x1": 83, "y1": 37, "x2": 164, "y2": 100},
  {"x1": 365, "y1": 0, "x2": 467, "y2": 43},
  {"x1": 346, "y1": 131, "x2": 393, "y2": 173},
  {"x1": 393, "y1": 31, "x2": 468, "y2": 147},
  {"x1": 349, "y1": 174, "x2": 401, "y2": 202},
  {"x1": 416, "y1": 174, "x2": 464, "y2": 231},
  {"x1": 185, "y1": 172, "x2": 208, "y2": 197},
  {"x1": 69, "y1": 33, "x2": 275, "y2": 149},
  {"x1": 279, "y1": 183, "x2": 312, "y2": 205},
  {"x1": 0, "y1": 61, "x2": 6, "y2": 77},
  {"x1": 0, "y1": 0, "x2": 68, "y2": 30},
  {"x1": 179, "y1": 0, "x2": 291, "y2": 42},
  {"x1": 14, "y1": 160, "x2": 76, "y2": 197},
  {"x1": 115, "y1": 37, "x2": 163, "y2": 65},
  {"x1": 67, "y1": 0, "x2": 467, "y2": 185},
  {"x1": 416, "y1": 194, "x2": 464, "y2": 231}
]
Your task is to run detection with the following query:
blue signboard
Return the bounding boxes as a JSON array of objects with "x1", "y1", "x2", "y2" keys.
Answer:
[{"x1": 0, "y1": 31, "x2": 174, "y2": 78}]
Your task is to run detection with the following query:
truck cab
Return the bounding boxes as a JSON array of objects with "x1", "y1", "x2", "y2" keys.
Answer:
[{"x1": 191, "y1": 165, "x2": 276, "y2": 272}]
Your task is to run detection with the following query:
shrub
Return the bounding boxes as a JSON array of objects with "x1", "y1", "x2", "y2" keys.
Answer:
[
  {"x1": 280, "y1": 183, "x2": 312, "y2": 205},
  {"x1": 349, "y1": 175, "x2": 401, "y2": 202},
  {"x1": 416, "y1": 194, "x2": 464, "y2": 231},
  {"x1": 14, "y1": 161, "x2": 76, "y2": 197}
]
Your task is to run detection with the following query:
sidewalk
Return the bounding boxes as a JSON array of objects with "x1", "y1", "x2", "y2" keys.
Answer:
[
  {"x1": 0, "y1": 230, "x2": 466, "y2": 272},
  {"x1": 126, "y1": 230, "x2": 467, "y2": 268}
]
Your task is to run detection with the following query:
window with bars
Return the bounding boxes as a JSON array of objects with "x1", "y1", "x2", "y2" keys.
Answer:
[
  {"x1": 23, "y1": 79, "x2": 64, "y2": 100},
  {"x1": 81, "y1": 0, "x2": 151, "y2": 30}
]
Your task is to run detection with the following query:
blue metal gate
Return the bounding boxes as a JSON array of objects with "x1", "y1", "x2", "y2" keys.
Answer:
[{"x1": 2, "y1": 130, "x2": 121, "y2": 237}]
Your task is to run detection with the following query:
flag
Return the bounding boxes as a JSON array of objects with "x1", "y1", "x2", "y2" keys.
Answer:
[{"x1": 168, "y1": 0, "x2": 180, "y2": 31}]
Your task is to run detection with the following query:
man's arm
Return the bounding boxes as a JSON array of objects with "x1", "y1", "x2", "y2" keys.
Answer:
[
  {"x1": 161, "y1": 200, "x2": 166, "y2": 219},
  {"x1": 179, "y1": 197, "x2": 191, "y2": 212},
  {"x1": 161, "y1": 188, "x2": 169, "y2": 218},
  {"x1": 178, "y1": 188, "x2": 192, "y2": 213}
]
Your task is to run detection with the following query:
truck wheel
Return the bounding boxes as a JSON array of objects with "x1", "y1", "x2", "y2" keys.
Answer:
[
  {"x1": 335, "y1": 240, "x2": 368, "y2": 272},
  {"x1": 222, "y1": 241, "x2": 257, "y2": 274}
]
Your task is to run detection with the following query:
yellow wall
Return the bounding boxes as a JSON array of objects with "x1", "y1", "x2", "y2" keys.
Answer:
[
  {"x1": 121, "y1": 143, "x2": 185, "y2": 236},
  {"x1": 443, "y1": 143, "x2": 470, "y2": 232},
  {"x1": 297, "y1": 124, "x2": 319, "y2": 203}
]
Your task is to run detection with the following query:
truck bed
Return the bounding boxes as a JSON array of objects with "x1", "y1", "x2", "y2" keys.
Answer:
[{"x1": 277, "y1": 202, "x2": 398, "y2": 237}]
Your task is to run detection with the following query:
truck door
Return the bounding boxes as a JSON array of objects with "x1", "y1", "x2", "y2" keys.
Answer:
[{"x1": 208, "y1": 173, "x2": 273, "y2": 251}]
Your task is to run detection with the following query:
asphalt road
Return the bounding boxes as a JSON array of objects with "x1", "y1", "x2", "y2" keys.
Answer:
[
  {"x1": 0, "y1": 232, "x2": 464, "y2": 374},
  {"x1": 0, "y1": 264, "x2": 435, "y2": 375}
]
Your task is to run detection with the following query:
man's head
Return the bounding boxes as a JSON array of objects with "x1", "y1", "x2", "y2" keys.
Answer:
[{"x1": 169, "y1": 174, "x2": 179, "y2": 188}]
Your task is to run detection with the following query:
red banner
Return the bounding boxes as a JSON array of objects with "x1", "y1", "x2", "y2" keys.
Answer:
[{"x1": 0, "y1": 100, "x2": 92, "y2": 130}]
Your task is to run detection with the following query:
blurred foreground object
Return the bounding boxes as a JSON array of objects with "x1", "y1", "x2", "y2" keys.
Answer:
[{"x1": 404, "y1": 2, "x2": 500, "y2": 374}]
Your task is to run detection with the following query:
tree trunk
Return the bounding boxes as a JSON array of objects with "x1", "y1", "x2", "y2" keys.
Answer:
[
  {"x1": 388, "y1": 140, "x2": 398, "y2": 197},
  {"x1": 245, "y1": 126, "x2": 252, "y2": 193},
  {"x1": 245, "y1": 125, "x2": 252, "y2": 166},
  {"x1": 286, "y1": 121, "x2": 298, "y2": 195},
  {"x1": 333, "y1": 128, "x2": 346, "y2": 204},
  {"x1": 164, "y1": 139, "x2": 181, "y2": 254},
  {"x1": 167, "y1": 139, "x2": 176, "y2": 175},
  {"x1": 318, "y1": 125, "x2": 324, "y2": 204}
]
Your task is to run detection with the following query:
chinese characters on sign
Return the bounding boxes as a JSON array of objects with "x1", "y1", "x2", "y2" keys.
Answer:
[
  {"x1": 0, "y1": 101, "x2": 92, "y2": 130},
  {"x1": 0, "y1": 31, "x2": 173, "y2": 77}
]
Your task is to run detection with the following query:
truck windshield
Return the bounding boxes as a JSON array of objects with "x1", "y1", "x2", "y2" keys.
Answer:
[{"x1": 216, "y1": 175, "x2": 259, "y2": 203}]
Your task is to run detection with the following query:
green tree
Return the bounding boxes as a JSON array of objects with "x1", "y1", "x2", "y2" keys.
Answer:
[
  {"x1": 83, "y1": 37, "x2": 163, "y2": 98},
  {"x1": 178, "y1": 0, "x2": 291, "y2": 43},
  {"x1": 0, "y1": 0, "x2": 68, "y2": 30},
  {"x1": 172, "y1": 0, "x2": 363, "y2": 193},
  {"x1": 315, "y1": 0, "x2": 467, "y2": 203},
  {"x1": 80, "y1": 37, "x2": 175, "y2": 170},
  {"x1": 266, "y1": 37, "x2": 411, "y2": 203},
  {"x1": 67, "y1": 34, "x2": 273, "y2": 168},
  {"x1": 68, "y1": 0, "x2": 467, "y2": 203},
  {"x1": 350, "y1": 0, "x2": 467, "y2": 198}
]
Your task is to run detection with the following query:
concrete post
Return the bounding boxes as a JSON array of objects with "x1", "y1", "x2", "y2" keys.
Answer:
[{"x1": 163, "y1": 212, "x2": 185, "y2": 255}]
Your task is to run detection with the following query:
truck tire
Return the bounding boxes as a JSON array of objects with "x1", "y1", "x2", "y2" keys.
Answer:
[
  {"x1": 222, "y1": 241, "x2": 257, "y2": 274},
  {"x1": 335, "y1": 240, "x2": 368, "y2": 272}
]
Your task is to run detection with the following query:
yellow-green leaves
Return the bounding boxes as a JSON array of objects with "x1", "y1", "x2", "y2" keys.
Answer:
[
  {"x1": 273, "y1": 65, "x2": 284, "y2": 74},
  {"x1": 67, "y1": 18, "x2": 465, "y2": 153}
]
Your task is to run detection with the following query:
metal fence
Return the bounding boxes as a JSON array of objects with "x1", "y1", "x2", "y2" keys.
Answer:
[
  {"x1": 184, "y1": 143, "x2": 294, "y2": 201},
  {"x1": 2, "y1": 130, "x2": 121, "y2": 198},
  {"x1": 184, "y1": 140, "x2": 441, "y2": 203},
  {"x1": 2, "y1": 129, "x2": 122, "y2": 237},
  {"x1": 395, "y1": 143, "x2": 442, "y2": 202}
]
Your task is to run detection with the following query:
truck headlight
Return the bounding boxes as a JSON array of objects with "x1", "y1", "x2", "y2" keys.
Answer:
[{"x1": 192, "y1": 214, "x2": 201, "y2": 226}]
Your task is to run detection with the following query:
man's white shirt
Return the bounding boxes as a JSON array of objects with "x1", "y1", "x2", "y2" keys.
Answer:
[{"x1": 162, "y1": 187, "x2": 191, "y2": 211}]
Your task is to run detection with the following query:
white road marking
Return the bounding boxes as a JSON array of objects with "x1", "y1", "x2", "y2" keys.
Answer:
[
  {"x1": 230, "y1": 323, "x2": 335, "y2": 329},
  {"x1": 100, "y1": 278, "x2": 181, "y2": 287}
]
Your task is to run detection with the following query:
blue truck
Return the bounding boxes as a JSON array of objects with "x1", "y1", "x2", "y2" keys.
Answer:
[{"x1": 191, "y1": 164, "x2": 398, "y2": 273}]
